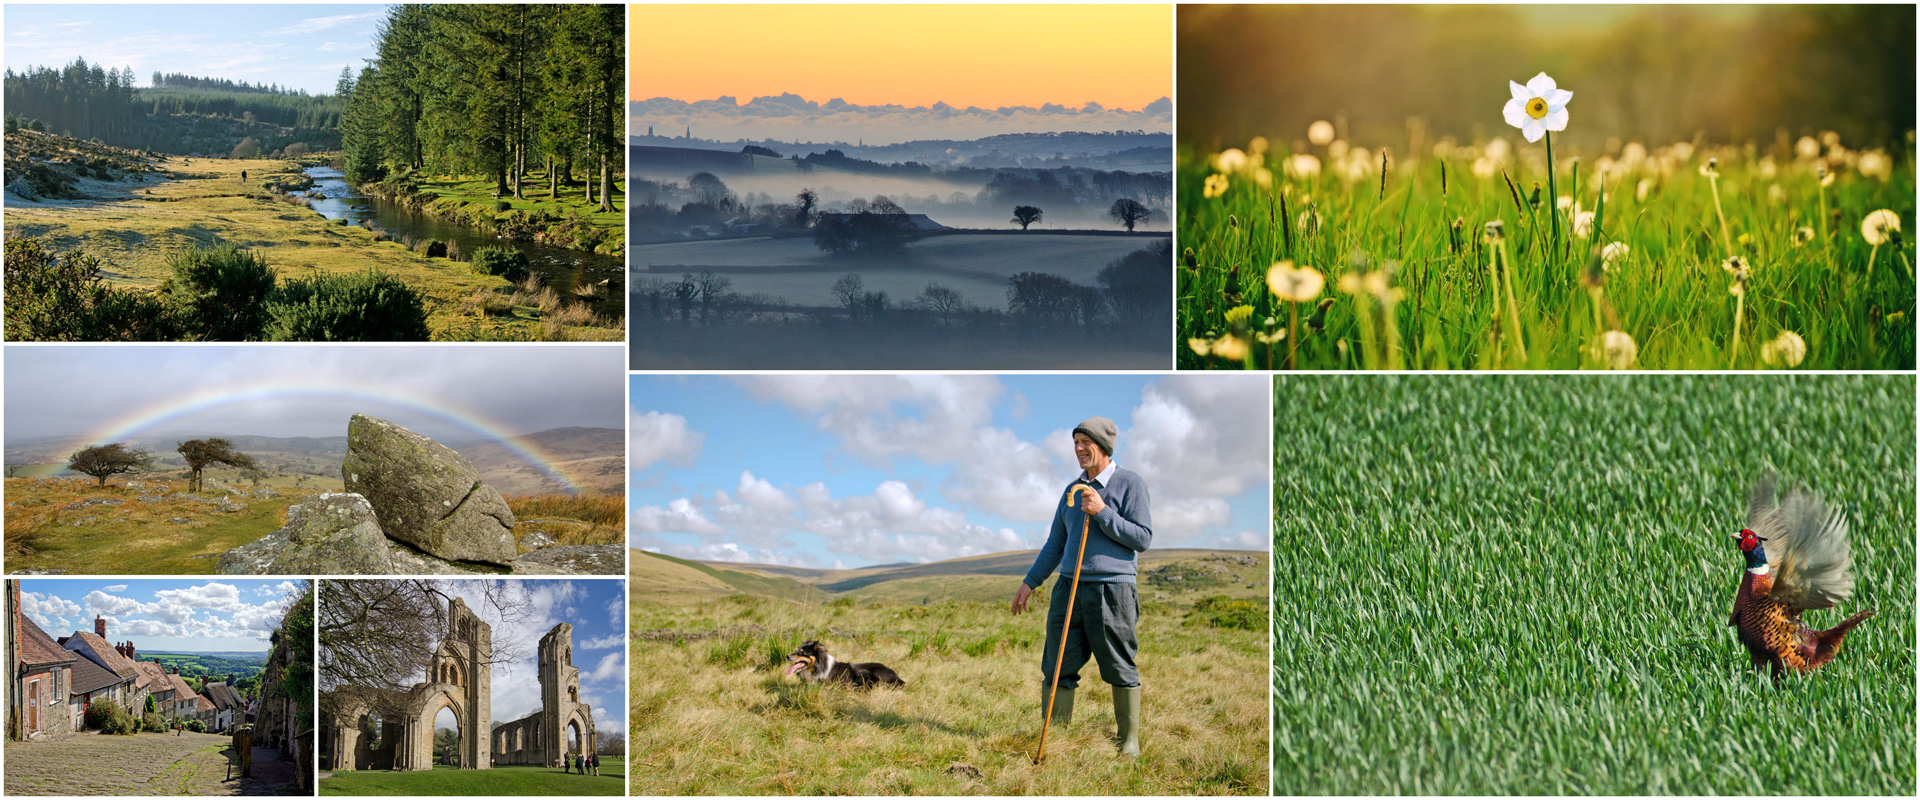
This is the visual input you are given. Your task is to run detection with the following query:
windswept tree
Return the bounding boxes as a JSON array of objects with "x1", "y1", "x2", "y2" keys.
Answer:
[
  {"x1": 1012, "y1": 205, "x2": 1044, "y2": 230},
  {"x1": 176, "y1": 438, "x2": 256, "y2": 493},
  {"x1": 794, "y1": 188, "x2": 818, "y2": 227},
  {"x1": 67, "y1": 442, "x2": 155, "y2": 486},
  {"x1": 1108, "y1": 198, "x2": 1152, "y2": 232}
]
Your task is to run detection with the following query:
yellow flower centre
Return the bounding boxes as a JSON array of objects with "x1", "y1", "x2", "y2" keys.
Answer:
[{"x1": 1526, "y1": 97, "x2": 1548, "y2": 120}]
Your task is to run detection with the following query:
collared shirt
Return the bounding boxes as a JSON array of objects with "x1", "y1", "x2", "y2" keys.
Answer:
[{"x1": 1083, "y1": 460, "x2": 1118, "y2": 487}]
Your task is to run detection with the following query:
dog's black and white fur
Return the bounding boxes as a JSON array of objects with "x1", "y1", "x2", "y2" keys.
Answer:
[{"x1": 785, "y1": 640, "x2": 904, "y2": 688}]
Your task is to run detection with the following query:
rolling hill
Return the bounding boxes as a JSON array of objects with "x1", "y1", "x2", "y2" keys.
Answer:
[
  {"x1": 5, "y1": 427, "x2": 624, "y2": 496},
  {"x1": 629, "y1": 547, "x2": 1266, "y2": 606}
]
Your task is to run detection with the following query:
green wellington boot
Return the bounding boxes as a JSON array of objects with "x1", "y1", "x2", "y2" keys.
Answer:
[
  {"x1": 1042, "y1": 684, "x2": 1075, "y2": 726},
  {"x1": 1113, "y1": 685, "x2": 1141, "y2": 757}
]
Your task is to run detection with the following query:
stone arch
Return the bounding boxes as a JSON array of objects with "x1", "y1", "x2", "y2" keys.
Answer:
[{"x1": 408, "y1": 686, "x2": 470, "y2": 771}]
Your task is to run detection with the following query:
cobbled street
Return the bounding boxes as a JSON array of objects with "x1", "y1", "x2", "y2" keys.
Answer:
[{"x1": 5, "y1": 731, "x2": 301, "y2": 795}]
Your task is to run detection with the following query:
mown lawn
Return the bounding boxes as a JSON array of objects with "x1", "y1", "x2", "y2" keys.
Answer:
[
  {"x1": 318, "y1": 764, "x2": 623, "y2": 796},
  {"x1": 1272, "y1": 374, "x2": 1915, "y2": 794}
]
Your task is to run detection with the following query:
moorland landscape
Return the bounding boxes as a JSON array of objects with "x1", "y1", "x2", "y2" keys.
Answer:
[
  {"x1": 628, "y1": 548, "x2": 1267, "y2": 795},
  {"x1": 4, "y1": 345, "x2": 626, "y2": 576},
  {"x1": 1179, "y1": 5, "x2": 1915, "y2": 369},
  {"x1": 627, "y1": 5, "x2": 1175, "y2": 369},
  {"x1": 3, "y1": 4, "x2": 625, "y2": 342}
]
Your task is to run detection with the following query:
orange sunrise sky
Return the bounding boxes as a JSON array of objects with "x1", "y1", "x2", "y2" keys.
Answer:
[{"x1": 630, "y1": 5, "x2": 1172, "y2": 111}]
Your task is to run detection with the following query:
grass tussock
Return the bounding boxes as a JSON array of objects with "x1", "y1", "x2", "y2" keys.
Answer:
[
  {"x1": 506, "y1": 492, "x2": 623, "y2": 526},
  {"x1": 1272, "y1": 374, "x2": 1914, "y2": 794},
  {"x1": 630, "y1": 589, "x2": 1267, "y2": 795}
]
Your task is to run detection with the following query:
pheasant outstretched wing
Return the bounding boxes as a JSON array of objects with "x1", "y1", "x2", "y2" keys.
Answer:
[{"x1": 1747, "y1": 477, "x2": 1855, "y2": 612}]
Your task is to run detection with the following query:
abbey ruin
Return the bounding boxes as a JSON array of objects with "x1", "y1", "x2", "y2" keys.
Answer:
[{"x1": 320, "y1": 597, "x2": 595, "y2": 771}]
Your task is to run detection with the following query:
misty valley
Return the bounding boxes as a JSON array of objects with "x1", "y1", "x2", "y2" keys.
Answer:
[{"x1": 628, "y1": 132, "x2": 1174, "y2": 369}]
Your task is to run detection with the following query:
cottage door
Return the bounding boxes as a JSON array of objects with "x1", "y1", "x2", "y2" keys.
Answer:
[{"x1": 24, "y1": 678, "x2": 39, "y2": 733}]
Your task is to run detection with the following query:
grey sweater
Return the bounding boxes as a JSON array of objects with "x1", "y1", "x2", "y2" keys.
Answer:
[{"x1": 1022, "y1": 466, "x2": 1153, "y2": 587}]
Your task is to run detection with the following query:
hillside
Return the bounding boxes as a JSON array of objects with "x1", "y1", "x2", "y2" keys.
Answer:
[
  {"x1": 630, "y1": 547, "x2": 1266, "y2": 606},
  {"x1": 5, "y1": 427, "x2": 624, "y2": 496}
]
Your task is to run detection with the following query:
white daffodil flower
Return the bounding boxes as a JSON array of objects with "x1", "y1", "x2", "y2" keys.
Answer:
[{"x1": 1502, "y1": 72, "x2": 1572, "y2": 143}]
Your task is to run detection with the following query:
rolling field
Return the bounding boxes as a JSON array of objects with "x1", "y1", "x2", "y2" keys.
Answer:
[
  {"x1": 628, "y1": 549, "x2": 1268, "y2": 795},
  {"x1": 1180, "y1": 139, "x2": 1915, "y2": 369},
  {"x1": 634, "y1": 232, "x2": 1168, "y2": 308},
  {"x1": 1271, "y1": 374, "x2": 1915, "y2": 794}
]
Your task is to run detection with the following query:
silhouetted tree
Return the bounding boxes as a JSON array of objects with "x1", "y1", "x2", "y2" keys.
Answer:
[
  {"x1": 1012, "y1": 205, "x2": 1043, "y2": 230},
  {"x1": 687, "y1": 172, "x2": 731, "y2": 208},
  {"x1": 794, "y1": 188, "x2": 817, "y2": 227},
  {"x1": 67, "y1": 442, "x2": 155, "y2": 486},
  {"x1": 177, "y1": 438, "x2": 256, "y2": 493},
  {"x1": 917, "y1": 283, "x2": 967, "y2": 326},
  {"x1": 1108, "y1": 198, "x2": 1151, "y2": 232},
  {"x1": 1098, "y1": 240, "x2": 1173, "y2": 325},
  {"x1": 1007, "y1": 272, "x2": 1081, "y2": 328}
]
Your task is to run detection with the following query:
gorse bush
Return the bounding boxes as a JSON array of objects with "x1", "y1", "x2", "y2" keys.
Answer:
[
  {"x1": 4, "y1": 237, "x2": 179, "y2": 341},
  {"x1": 469, "y1": 245, "x2": 530, "y2": 282},
  {"x1": 160, "y1": 245, "x2": 276, "y2": 340},
  {"x1": 265, "y1": 270, "x2": 431, "y2": 341},
  {"x1": 1184, "y1": 595, "x2": 1262, "y2": 631}
]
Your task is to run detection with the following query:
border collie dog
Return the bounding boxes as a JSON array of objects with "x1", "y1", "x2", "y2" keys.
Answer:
[{"x1": 785, "y1": 640, "x2": 905, "y2": 688}]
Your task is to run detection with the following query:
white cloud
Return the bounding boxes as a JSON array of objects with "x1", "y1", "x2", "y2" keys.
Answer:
[
  {"x1": 584, "y1": 652, "x2": 622, "y2": 683},
  {"x1": 1126, "y1": 375, "x2": 1268, "y2": 499},
  {"x1": 631, "y1": 497, "x2": 726, "y2": 535},
  {"x1": 269, "y1": 10, "x2": 382, "y2": 36},
  {"x1": 730, "y1": 374, "x2": 1003, "y2": 465},
  {"x1": 579, "y1": 634, "x2": 623, "y2": 650},
  {"x1": 102, "y1": 584, "x2": 128, "y2": 593},
  {"x1": 630, "y1": 409, "x2": 704, "y2": 471}
]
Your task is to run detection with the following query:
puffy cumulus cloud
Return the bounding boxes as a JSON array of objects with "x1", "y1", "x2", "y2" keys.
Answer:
[
  {"x1": 1152, "y1": 498, "x2": 1234, "y2": 544},
  {"x1": 579, "y1": 634, "x2": 623, "y2": 650},
  {"x1": 22, "y1": 591, "x2": 83, "y2": 633},
  {"x1": 642, "y1": 479, "x2": 1033, "y2": 566},
  {"x1": 631, "y1": 498, "x2": 726, "y2": 535},
  {"x1": 154, "y1": 582, "x2": 249, "y2": 612},
  {"x1": 940, "y1": 426, "x2": 1068, "y2": 522},
  {"x1": 445, "y1": 581, "x2": 620, "y2": 727},
  {"x1": 631, "y1": 409, "x2": 704, "y2": 471},
  {"x1": 730, "y1": 374, "x2": 1003, "y2": 465},
  {"x1": 734, "y1": 471, "x2": 797, "y2": 514},
  {"x1": 1125, "y1": 375, "x2": 1268, "y2": 499},
  {"x1": 584, "y1": 652, "x2": 622, "y2": 682},
  {"x1": 84, "y1": 590, "x2": 148, "y2": 618},
  {"x1": 630, "y1": 93, "x2": 1172, "y2": 146},
  {"x1": 1225, "y1": 530, "x2": 1268, "y2": 550}
]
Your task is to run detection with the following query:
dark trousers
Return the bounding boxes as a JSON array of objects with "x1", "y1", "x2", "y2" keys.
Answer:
[{"x1": 1040, "y1": 578, "x2": 1140, "y2": 689}]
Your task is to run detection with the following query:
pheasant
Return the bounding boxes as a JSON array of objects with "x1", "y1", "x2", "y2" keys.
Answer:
[{"x1": 1727, "y1": 478, "x2": 1874, "y2": 680}]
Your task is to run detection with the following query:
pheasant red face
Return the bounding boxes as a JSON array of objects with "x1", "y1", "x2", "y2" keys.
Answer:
[{"x1": 1736, "y1": 528, "x2": 1767, "y2": 552}]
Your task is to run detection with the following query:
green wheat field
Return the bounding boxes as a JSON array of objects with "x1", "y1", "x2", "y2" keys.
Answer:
[
  {"x1": 1272, "y1": 374, "x2": 1915, "y2": 794},
  {"x1": 1180, "y1": 138, "x2": 1915, "y2": 370}
]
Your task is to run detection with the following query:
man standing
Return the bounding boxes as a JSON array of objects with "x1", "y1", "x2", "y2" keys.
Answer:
[{"x1": 1010, "y1": 415, "x2": 1152, "y2": 757}]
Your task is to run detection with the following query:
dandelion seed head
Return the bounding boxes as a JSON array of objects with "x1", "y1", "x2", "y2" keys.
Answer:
[
  {"x1": 1600, "y1": 242, "x2": 1630, "y2": 269},
  {"x1": 1249, "y1": 136, "x2": 1270, "y2": 155},
  {"x1": 1267, "y1": 261, "x2": 1327, "y2": 304},
  {"x1": 1768, "y1": 184, "x2": 1786, "y2": 204},
  {"x1": 1573, "y1": 210, "x2": 1595, "y2": 238},
  {"x1": 1483, "y1": 219, "x2": 1505, "y2": 241},
  {"x1": 1214, "y1": 148, "x2": 1248, "y2": 174},
  {"x1": 1485, "y1": 137, "x2": 1511, "y2": 162},
  {"x1": 1556, "y1": 195, "x2": 1573, "y2": 210},
  {"x1": 1307, "y1": 120, "x2": 1336, "y2": 146},
  {"x1": 1819, "y1": 130, "x2": 1840, "y2": 149},
  {"x1": 1760, "y1": 330, "x2": 1806, "y2": 368},
  {"x1": 1795, "y1": 136, "x2": 1820, "y2": 160},
  {"x1": 1601, "y1": 330, "x2": 1637, "y2": 369},
  {"x1": 1793, "y1": 227, "x2": 1815, "y2": 246},
  {"x1": 1328, "y1": 140, "x2": 1349, "y2": 161},
  {"x1": 1858, "y1": 150, "x2": 1892, "y2": 181},
  {"x1": 1471, "y1": 157, "x2": 1496, "y2": 180},
  {"x1": 1285, "y1": 153, "x2": 1322, "y2": 180},
  {"x1": 1254, "y1": 168, "x2": 1274, "y2": 190},
  {"x1": 1636, "y1": 178, "x2": 1652, "y2": 202},
  {"x1": 1758, "y1": 157, "x2": 1778, "y2": 179},
  {"x1": 1862, "y1": 209, "x2": 1901, "y2": 245}
]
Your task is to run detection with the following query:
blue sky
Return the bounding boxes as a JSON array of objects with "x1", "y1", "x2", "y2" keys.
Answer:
[
  {"x1": 4, "y1": 5, "x2": 385, "y2": 96},
  {"x1": 630, "y1": 375, "x2": 1270, "y2": 568},
  {"x1": 18, "y1": 578, "x2": 308, "y2": 653},
  {"x1": 433, "y1": 579, "x2": 627, "y2": 738}
]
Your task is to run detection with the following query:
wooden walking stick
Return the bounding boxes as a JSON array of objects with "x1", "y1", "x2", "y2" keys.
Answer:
[{"x1": 1035, "y1": 483, "x2": 1095, "y2": 765}]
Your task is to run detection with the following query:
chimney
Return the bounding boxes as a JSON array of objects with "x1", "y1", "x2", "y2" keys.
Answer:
[
  {"x1": 125, "y1": 642, "x2": 135, "y2": 661},
  {"x1": 94, "y1": 616, "x2": 106, "y2": 637}
]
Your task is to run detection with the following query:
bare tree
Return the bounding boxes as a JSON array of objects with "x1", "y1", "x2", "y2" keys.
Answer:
[
  {"x1": 176, "y1": 438, "x2": 255, "y2": 493},
  {"x1": 830, "y1": 274, "x2": 865, "y2": 313},
  {"x1": 1108, "y1": 198, "x2": 1152, "y2": 233},
  {"x1": 317, "y1": 580, "x2": 536, "y2": 717},
  {"x1": 67, "y1": 442, "x2": 155, "y2": 486},
  {"x1": 1011, "y1": 205, "x2": 1043, "y2": 230},
  {"x1": 917, "y1": 283, "x2": 966, "y2": 326}
]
